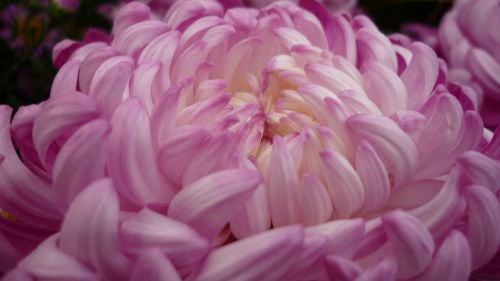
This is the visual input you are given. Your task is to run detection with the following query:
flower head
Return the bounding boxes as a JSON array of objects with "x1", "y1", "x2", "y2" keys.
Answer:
[{"x1": 1, "y1": 1, "x2": 500, "y2": 280}]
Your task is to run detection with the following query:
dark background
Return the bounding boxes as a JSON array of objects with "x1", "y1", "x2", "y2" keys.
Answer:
[{"x1": 0, "y1": 0, "x2": 453, "y2": 110}]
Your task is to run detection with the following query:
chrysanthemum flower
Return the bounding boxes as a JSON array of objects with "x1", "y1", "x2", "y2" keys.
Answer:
[
  {"x1": 1, "y1": 1, "x2": 500, "y2": 280},
  {"x1": 438, "y1": 0, "x2": 500, "y2": 128}
]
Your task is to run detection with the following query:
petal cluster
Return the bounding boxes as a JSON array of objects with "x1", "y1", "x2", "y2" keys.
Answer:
[
  {"x1": 438, "y1": 0, "x2": 500, "y2": 128},
  {"x1": 1, "y1": 1, "x2": 500, "y2": 280}
]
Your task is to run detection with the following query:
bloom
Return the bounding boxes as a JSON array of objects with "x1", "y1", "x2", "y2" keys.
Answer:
[
  {"x1": 1, "y1": 0, "x2": 500, "y2": 280},
  {"x1": 438, "y1": 0, "x2": 500, "y2": 128}
]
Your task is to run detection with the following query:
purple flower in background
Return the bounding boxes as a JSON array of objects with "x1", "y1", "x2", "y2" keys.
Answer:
[
  {"x1": 439, "y1": 0, "x2": 500, "y2": 128},
  {"x1": 0, "y1": 1, "x2": 500, "y2": 280},
  {"x1": 53, "y1": 0, "x2": 81, "y2": 11}
]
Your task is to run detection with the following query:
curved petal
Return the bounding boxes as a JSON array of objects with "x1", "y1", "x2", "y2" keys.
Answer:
[
  {"x1": 415, "y1": 230, "x2": 471, "y2": 281},
  {"x1": 320, "y1": 149, "x2": 364, "y2": 218},
  {"x1": 113, "y1": 20, "x2": 169, "y2": 58},
  {"x1": 18, "y1": 235, "x2": 97, "y2": 281},
  {"x1": 324, "y1": 255, "x2": 361, "y2": 281},
  {"x1": 50, "y1": 60, "x2": 81, "y2": 97},
  {"x1": 230, "y1": 183, "x2": 271, "y2": 239},
  {"x1": 59, "y1": 178, "x2": 131, "y2": 280},
  {"x1": 194, "y1": 225, "x2": 304, "y2": 281},
  {"x1": 306, "y1": 218, "x2": 365, "y2": 255},
  {"x1": 299, "y1": 174, "x2": 333, "y2": 226},
  {"x1": 355, "y1": 258, "x2": 397, "y2": 281},
  {"x1": 168, "y1": 169, "x2": 262, "y2": 239},
  {"x1": 464, "y1": 185, "x2": 500, "y2": 270},
  {"x1": 382, "y1": 210, "x2": 434, "y2": 279},
  {"x1": 120, "y1": 208, "x2": 209, "y2": 267},
  {"x1": 52, "y1": 119, "x2": 110, "y2": 211},
  {"x1": 108, "y1": 98, "x2": 176, "y2": 206}
]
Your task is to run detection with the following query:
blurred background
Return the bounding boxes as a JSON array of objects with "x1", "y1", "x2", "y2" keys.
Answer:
[{"x1": 0, "y1": 0, "x2": 453, "y2": 110}]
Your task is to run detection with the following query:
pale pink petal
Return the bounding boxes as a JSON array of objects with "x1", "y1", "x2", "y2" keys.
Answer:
[
  {"x1": 157, "y1": 126, "x2": 210, "y2": 186},
  {"x1": 129, "y1": 62, "x2": 161, "y2": 113},
  {"x1": 168, "y1": 169, "x2": 262, "y2": 239},
  {"x1": 113, "y1": 20, "x2": 169, "y2": 58},
  {"x1": 88, "y1": 56, "x2": 135, "y2": 118},
  {"x1": 120, "y1": 208, "x2": 209, "y2": 268},
  {"x1": 458, "y1": 151, "x2": 500, "y2": 194},
  {"x1": 382, "y1": 210, "x2": 434, "y2": 279},
  {"x1": 355, "y1": 141, "x2": 390, "y2": 214},
  {"x1": 306, "y1": 218, "x2": 365, "y2": 255},
  {"x1": 415, "y1": 230, "x2": 471, "y2": 281},
  {"x1": 299, "y1": 173, "x2": 333, "y2": 226},
  {"x1": 112, "y1": 2, "x2": 151, "y2": 37},
  {"x1": 326, "y1": 14, "x2": 356, "y2": 64},
  {"x1": 268, "y1": 136, "x2": 302, "y2": 226},
  {"x1": 400, "y1": 42, "x2": 439, "y2": 110},
  {"x1": 78, "y1": 47, "x2": 117, "y2": 94},
  {"x1": 320, "y1": 149, "x2": 364, "y2": 218},
  {"x1": 108, "y1": 98, "x2": 176, "y2": 206},
  {"x1": 50, "y1": 60, "x2": 81, "y2": 97},
  {"x1": 18, "y1": 235, "x2": 97, "y2": 281},
  {"x1": 346, "y1": 114, "x2": 418, "y2": 187},
  {"x1": 194, "y1": 225, "x2": 304, "y2": 281},
  {"x1": 59, "y1": 179, "x2": 131, "y2": 280},
  {"x1": 51, "y1": 119, "x2": 109, "y2": 212},
  {"x1": 355, "y1": 27, "x2": 397, "y2": 72},
  {"x1": 230, "y1": 183, "x2": 271, "y2": 239}
]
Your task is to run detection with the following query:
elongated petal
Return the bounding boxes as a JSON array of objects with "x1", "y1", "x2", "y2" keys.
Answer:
[
  {"x1": 194, "y1": 225, "x2": 304, "y2": 281},
  {"x1": 112, "y1": 2, "x2": 151, "y2": 37},
  {"x1": 401, "y1": 42, "x2": 439, "y2": 110},
  {"x1": 50, "y1": 60, "x2": 80, "y2": 97},
  {"x1": 59, "y1": 178, "x2": 131, "y2": 280},
  {"x1": 459, "y1": 151, "x2": 500, "y2": 194},
  {"x1": 464, "y1": 185, "x2": 500, "y2": 270},
  {"x1": 268, "y1": 136, "x2": 302, "y2": 226},
  {"x1": 18, "y1": 235, "x2": 97, "y2": 281},
  {"x1": 168, "y1": 169, "x2": 262, "y2": 239},
  {"x1": 299, "y1": 174, "x2": 333, "y2": 226},
  {"x1": 157, "y1": 126, "x2": 210, "y2": 186},
  {"x1": 130, "y1": 249, "x2": 182, "y2": 281},
  {"x1": 78, "y1": 47, "x2": 117, "y2": 95},
  {"x1": 120, "y1": 208, "x2": 209, "y2": 267},
  {"x1": 88, "y1": 56, "x2": 134, "y2": 118},
  {"x1": 108, "y1": 98, "x2": 175, "y2": 206},
  {"x1": 346, "y1": 114, "x2": 418, "y2": 186},
  {"x1": 355, "y1": 141, "x2": 390, "y2": 214},
  {"x1": 33, "y1": 93, "x2": 100, "y2": 166},
  {"x1": 320, "y1": 149, "x2": 364, "y2": 218},
  {"x1": 113, "y1": 20, "x2": 169, "y2": 58},
  {"x1": 52, "y1": 119, "x2": 110, "y2": 210},
  {"x1": 415, "y1": 230, "x2": 471, "y2": 281},
  {"x1": 382, "y1": 210, "x2": 434, "y2": 278},
  {"x1": 306, "y1": 218, "x2": 365, "y2": 255},
  {"x1": 230, "y1": 183, "x2": 271, "y2": 239}
]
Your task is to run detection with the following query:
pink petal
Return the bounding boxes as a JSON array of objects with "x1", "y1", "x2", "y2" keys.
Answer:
[
  {"x1": 157, "y1": 126, "x2": 210, "y2": 186},
  {"x1": 32, "y1": 93, "x2": 100, "y2": 167},
  {"x1": 326, "y1": 14, "x2": 356, "y2": 64},
  {"x1": 268, "y1": 136, "x2": 302, "y2": 226},
  {"x1": 299, "y1": 173, "x2": 333, "y2": 226},
  {"x1": 129, "y1": 62, "x2": 161, "y2": 113},
  {"x1": 168, "y1": 169, "x2": 262, "y2": 239},
  {"x1": 355, "y1": 27, "x2": 397, "y2": 72},
  {"x1": 120, "y1": 208, "x2": 209, "y2": 268},
  {"x1": 346, "y1": 114, "x2": 418, "y2": 187},
  {"x1": 88, "y1": 56, "x2": 134, "y2": 118},
  {"x1": 415, "y1": 230, "x2": 471, "y2": 281},
  {"x1": 355, "y1": 141, "x2": 390, "y2": 214},
  {"x1": 410, "y1": 167, "x2": 465, "y2": 238},
  {"x1": 362, "y1": 61, "x2": 407, "y2": 115},
  {"x1": 130, "y1": 249, "x2": 182, "y2": 281},
  {"x1": 59, "y1": 179, "x2": 131, "y2": 280},
  {"x1": 320, "y1": 149, "x2": 364, "y2": 218},
  {"x1": 194, "y1": 225, "x2": 304, "y2": 281},
  {"x1": 382, "y1": 210, "x2": 434, "y2": 279},
  {"x1": 113, "y1": 20, "x2": 169, "y2": 58},
  {"x1": 50, "y1": 60, "x2": 81, "y2": 97},
  {"x1": 458, "y1": 151, "x2": 500, "y2": 194},
  {"x1": 464, "y1": 185, "x2": 500, "y2": 270},
  {"x1": 0, "y1": 230, "x2": 20, "y2": 272},
  {"x1": 306, "y1": 218, "x2": 365, "y2": 255},
  {"x1": 230, "y1": 183, "x2": 271, "y2": 239},
  {"x1": 52, "y1": 119, "x2": 110, "y2": 211},
  {"x1": 400, "y1": 42, "x2": 439, "y2": 110},
  {"x1": 305, "y1": 63, "x2": 365, "y2": 95},
  {"x1": 78, "y1": 47, "x2": 117, "y2": 95},
  {"x1": 112, "y1": 2, "x2": 151, "y2": 37},
  {"x1": 17, "y1": 235, "x2": 97, "y2": 281},
  {"x1": 108, "y1": 98, "x2": 176, "y2": 206}
]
